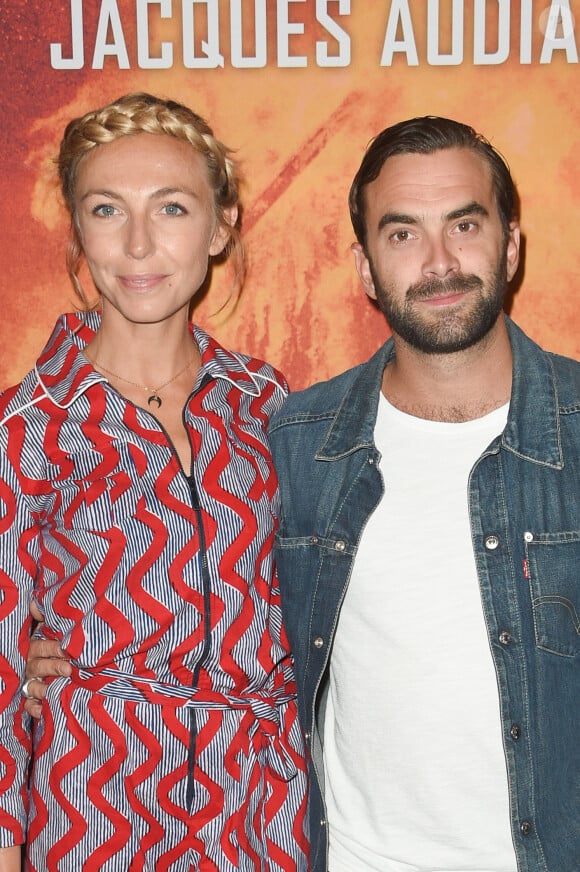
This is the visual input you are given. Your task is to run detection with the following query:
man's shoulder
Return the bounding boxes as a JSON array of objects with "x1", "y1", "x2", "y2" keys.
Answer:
[
  {"x1": 545, "y1": 346, "x2": 580, "y2": 379},
  {"x1": 271, "y1": 341, "x2": 392, "y2": 431},
  {"x1": 508, "y1": 316, "x2": 580, "y2": 407},
  {"x1": 546, "y1": 348, "x2": 580, "y2": 408},
  {"x1": 276, "y1": 365, "x2": 364, "y2": 421}
]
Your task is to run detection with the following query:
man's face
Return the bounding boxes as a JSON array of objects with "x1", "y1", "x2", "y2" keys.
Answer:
[{"x1": 352, "y1": 148, "x2": 520, "y2": 354}]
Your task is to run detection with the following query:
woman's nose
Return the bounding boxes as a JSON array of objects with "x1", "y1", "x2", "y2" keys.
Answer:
[{"x1": 124, "y1": 215, "x2": 154, "y2": 259}]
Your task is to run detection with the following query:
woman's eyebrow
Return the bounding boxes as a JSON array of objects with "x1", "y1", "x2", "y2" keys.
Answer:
[
  {"x1": 150, "y1": 186, "x2": 198, "y2": 199},
  {"x1": 79, "y1": 185, "x2": 199, "y2": 202}
]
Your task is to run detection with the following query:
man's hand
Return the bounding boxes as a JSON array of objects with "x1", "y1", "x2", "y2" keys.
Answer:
[{"x1": 24, "y1": 637, "x2": 71, "y2": 719}]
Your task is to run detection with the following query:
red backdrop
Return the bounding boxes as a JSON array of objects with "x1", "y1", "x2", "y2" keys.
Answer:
[{"x1": 1, "y1": 0, "x2": 578, "y2": 390}]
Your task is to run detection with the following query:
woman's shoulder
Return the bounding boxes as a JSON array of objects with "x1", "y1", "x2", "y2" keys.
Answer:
[
  {"x1": 0, "y1": 368, "x2": 42, "y2": 426},
  {"x1": 193, "y1": 325, "x2": 289, "y2": 396}
]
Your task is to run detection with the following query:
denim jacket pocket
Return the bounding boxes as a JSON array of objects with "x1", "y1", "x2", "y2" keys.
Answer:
[{"x1": 525, "y1": 531, "x2": 580, "y2": 657}]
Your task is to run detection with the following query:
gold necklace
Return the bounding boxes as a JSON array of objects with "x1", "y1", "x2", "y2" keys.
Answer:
[{"x1": 90, "y1": 353, "x2": 196, "y2": 409}]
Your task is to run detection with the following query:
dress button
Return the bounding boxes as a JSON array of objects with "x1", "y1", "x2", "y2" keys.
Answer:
[
  {"x1": 510, "y1": 723, "x2": 521, "y2": 741},
  {"x1": 484, "y1": 535, "x2": 500, "y2": 550},
  {"x1": 520, "y1": 820, "x2": 532, "y2": 836},
  {"x1": 334, "y1": 540, "x2": 346, "y2": 552},
  {"x1": 313, "y1": 637, "x2": 324, "y2": 649},
  {"x1": 310, "y1": 536, "x2": 319, "y2": 544},
  {"x1": 499, "y1": 630, "x2": 512, "y2": 645},
  {"x1": 524, "y1": 531, "x2": 534, "y2": 542}
]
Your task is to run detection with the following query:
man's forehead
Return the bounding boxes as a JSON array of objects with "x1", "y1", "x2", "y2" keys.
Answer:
[{"x1": 366, "y1": 148, "x2": 494, "y2": 213}]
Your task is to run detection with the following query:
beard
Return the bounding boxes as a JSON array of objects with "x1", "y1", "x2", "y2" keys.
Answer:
[{"x1": 369, "y1": 246, "x2": 508, "y2": 355}]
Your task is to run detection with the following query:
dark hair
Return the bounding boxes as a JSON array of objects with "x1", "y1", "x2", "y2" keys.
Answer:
[{"x1": 349, "y1": 116, "x2": 516, "y2": 249}]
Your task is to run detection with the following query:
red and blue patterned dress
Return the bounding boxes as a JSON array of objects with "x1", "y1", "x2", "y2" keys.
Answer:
[{"x1": 0, "y1": 312, "x2": 309, "y2": 870}]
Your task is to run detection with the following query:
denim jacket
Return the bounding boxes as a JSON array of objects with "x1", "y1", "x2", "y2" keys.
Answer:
[{"x1": 268, "y1": 317, "x2": 580, "y2": 872}]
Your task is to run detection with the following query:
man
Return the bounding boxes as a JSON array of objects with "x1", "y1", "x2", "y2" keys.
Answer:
[
  {"x1": 23, "y1": 118, "x2": 580, "y2": 871},
  {"x1": 267, "y1": 118, "x2": 579, "y2": 871}
]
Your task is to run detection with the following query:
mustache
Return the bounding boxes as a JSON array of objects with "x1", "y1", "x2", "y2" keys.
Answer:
[{"x1": 406, "y1": 274, "x2": 484, "y2": 301}]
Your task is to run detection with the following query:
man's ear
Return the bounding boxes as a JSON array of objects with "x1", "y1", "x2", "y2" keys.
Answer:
[
  {"x1": 505, "y1": 220, "x2": 520, "y2": 282},
  {"x1": 209, "y1": 206, "x2": 238, "y2": 257},
  {"x1": 351, "y1": 242, "x2": 377, "y2": 301}
]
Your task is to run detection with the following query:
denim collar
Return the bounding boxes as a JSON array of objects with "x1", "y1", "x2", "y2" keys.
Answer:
[{"x1": 318, "y1": 316, "x2": 563, "y2": 469}]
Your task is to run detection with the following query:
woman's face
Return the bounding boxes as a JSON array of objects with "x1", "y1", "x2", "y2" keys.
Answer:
[{"x1": 74, "y1": 132, "x2": 233, "y2": 328}]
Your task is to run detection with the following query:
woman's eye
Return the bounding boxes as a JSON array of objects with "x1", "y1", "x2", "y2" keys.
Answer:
[
  {"x1": 163, "y1": 203, "x2": 186, "y2": 216},
  {"x1": 92, "y1": 204, "x2": 117, "y2": 217}
]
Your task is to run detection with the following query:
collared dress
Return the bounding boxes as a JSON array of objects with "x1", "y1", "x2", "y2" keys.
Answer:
[{"x1": 0, "y1": 312, "x2": 309, "y2": 871}]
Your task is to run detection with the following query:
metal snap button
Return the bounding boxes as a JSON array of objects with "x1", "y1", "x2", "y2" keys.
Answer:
[
  {"x1": 499, "y1": 630, "x2": 512, "y2": 646},
  {"x1": 313, "y1": 637, "x2": 324, "y2": 649},
  {"x1": 484, "y1": 535, "x2": 499, "y2": 550},
  {"x1": 520, "y1": 820, "x2": 532, "y2": 836},
  {"x1": 334, "y1": 540, "x2": 346, "y2": 552},
  {"x1": 510, "y1": 723, "x2": 521, "y2": 741}
]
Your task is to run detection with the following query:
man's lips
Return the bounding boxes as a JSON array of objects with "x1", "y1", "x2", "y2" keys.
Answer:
[
  {"x1": 408, "y1": 276, "x2": 483, "y2": 307},
  {"x1": 417, "y1": 290, "x2": 470, "y2": 306}
]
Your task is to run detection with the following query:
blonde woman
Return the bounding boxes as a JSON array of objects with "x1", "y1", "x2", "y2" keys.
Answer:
[{"x1": 0, "y1": 94, "x2": 308, "y2": 871}]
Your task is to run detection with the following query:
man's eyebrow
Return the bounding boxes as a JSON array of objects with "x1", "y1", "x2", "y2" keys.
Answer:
[
  {"x1": 445, "y1": 201, "x2": 489, "y2": 221},
  {"x1": 377, "y1": 211, "x2": 418, "y2": 231},
  {"x1": 377, "y1": 201, "x2": 490, "y2": 232}
]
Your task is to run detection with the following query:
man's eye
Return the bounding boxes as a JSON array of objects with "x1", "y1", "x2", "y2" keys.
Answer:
[
  {"x1": 457, "y1": 220, "x2": 476, "y2": 232},
  {"x1": 391, "y1": 229, "x2": 411, "y2": 243}
]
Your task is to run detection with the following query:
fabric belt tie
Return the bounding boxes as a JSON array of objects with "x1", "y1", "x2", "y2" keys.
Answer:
[{"x1": 69, "y1": 664, "x2": 299, "y2": 781}]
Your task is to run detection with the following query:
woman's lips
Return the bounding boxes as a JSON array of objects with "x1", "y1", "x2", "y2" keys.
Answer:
[{"x1": 118, "y1": 273, "x2": 168, "y2": 291}]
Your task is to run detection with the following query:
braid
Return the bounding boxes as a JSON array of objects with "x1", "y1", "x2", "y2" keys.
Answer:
[{"x1": 57, "y1": 93, "x2": 244, "y2": 306}]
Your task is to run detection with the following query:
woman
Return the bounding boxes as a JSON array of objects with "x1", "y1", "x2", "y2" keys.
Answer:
[{"x1": 0, "y1": 93, "x2": 308, "y2": 871}]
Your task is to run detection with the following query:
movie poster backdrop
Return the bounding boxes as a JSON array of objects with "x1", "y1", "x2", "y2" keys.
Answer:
[{"x1": 1, "y1": 1, "x2": 578, "y2": 390}]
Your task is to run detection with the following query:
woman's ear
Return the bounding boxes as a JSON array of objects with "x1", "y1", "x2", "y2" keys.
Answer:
[{"x1": 209, "y1": 206, "x2": 238, "y2": 257}]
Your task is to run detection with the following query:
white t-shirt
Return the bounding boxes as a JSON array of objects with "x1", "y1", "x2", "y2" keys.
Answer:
[{"x1": 324, "y1": 394, "x2": 517, "y2": 872}]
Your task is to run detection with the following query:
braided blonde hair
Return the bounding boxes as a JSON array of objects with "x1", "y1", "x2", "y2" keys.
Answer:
[{"x1": 58, "y1": 93, "x2": 244, "y2": 308}]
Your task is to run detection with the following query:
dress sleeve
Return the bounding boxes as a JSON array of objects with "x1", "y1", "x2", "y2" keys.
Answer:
[{"x1": 0, "y1": 443, "x2": 37, "y2": 847}]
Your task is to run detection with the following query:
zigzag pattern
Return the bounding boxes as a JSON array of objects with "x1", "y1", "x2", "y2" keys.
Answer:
[{"x1": 0, "y1": 314, "x2": 309, "y2": 870}]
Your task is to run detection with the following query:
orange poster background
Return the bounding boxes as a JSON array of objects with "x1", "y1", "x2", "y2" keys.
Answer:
[{"x1": 1, "y1": 1, "x2": 578, "y2": 393}]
